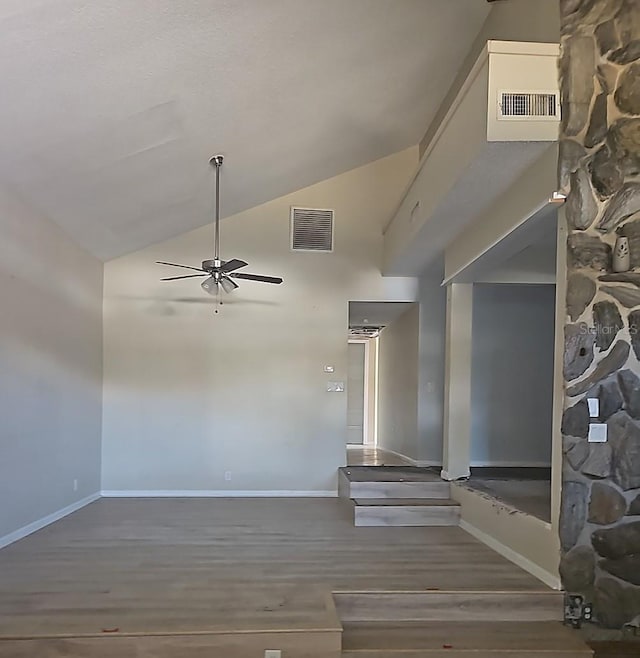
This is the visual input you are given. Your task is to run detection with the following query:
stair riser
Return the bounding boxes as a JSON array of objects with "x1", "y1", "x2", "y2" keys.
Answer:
[
  {"x1": 354, "y1": 506, "x2": 460, "y2": 527},
  {"x1": 334, "y1": 592, "x2": 564, "y2": 623},
  {"x1": 349, "y1": 482, "x2": 451, "y2": 499},
  {"x1": 342, "y1": 649, "x2": 592, "y2": 658}
]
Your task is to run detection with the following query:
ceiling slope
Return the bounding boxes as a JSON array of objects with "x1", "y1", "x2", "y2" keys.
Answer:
[{"x1": 0, "y1": 0, "x2": 489, "y2": 260}]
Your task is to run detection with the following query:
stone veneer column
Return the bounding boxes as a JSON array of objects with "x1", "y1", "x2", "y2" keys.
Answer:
[{"x1": 559, "y1": 0, "x2": 640, "y2": 629}]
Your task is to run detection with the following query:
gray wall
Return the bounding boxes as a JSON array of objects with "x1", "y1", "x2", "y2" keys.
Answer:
[
  {"x1": 0, "y1": 185, "x2": 103, "y2": 541},
  {"x1": 378, "y1": 304, "x2": 419, "y2": 461},
  {"x1": 471, "y1": 283, "x2": 556, "y2": 466},
  {"x1": 419, "y1": 0, "x2": 560, "y2": 158},
  {"x1": 102, "y1": 150, "x2": 418, "y2": 493},
  {"x1": 417, "y1": 261, "x2": 447, "y2": 464}
]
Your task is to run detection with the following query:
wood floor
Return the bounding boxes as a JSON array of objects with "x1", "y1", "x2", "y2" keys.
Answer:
[
  {"x1": 589, "y1": 641, "x2": 640, "y2": 657},
  {"x1": 0, "y1": 497, "x2": 545, "y2": 643},
  {"x1": 346, "y1": 446, "x2": 413, "y2": 466}
]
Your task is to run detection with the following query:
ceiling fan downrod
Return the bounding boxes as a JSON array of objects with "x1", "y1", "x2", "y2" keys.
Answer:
[{"x1": 209, "y1": 154, "x2": 224, "y2": 263}]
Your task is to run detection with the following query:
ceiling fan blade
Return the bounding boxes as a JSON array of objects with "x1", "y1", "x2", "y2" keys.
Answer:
[
  {"x1": 219, "y1": 259, "x2": 248, "y2": 273},
  {"x1": 161, "y1": 273, "x2": 209, "y2": 281},
  {"x1": 156, "y1": 261, "x2": 205, "y2": 272},
  {"x1": 229, "y1": 272, "x2": 283, "y2": 284}
]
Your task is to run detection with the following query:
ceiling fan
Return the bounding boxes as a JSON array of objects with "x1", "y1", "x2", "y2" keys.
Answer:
[{"x1": 157, "y1": 155, "x2": 283, "y2": 305}]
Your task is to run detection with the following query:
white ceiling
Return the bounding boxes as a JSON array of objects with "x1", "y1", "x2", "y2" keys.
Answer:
[{"x1": 0, "y1": 0, "x2": 490, "y2": 260}]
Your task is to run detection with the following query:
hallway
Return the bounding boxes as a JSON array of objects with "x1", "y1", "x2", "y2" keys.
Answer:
[{"x1": 347, "y1": 445, "x2": 413, "y2": 467}]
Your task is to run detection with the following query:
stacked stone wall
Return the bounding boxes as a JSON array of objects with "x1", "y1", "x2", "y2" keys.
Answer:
[{"x1": 559, "y1": 0, "x2": 640, "y2": 629}]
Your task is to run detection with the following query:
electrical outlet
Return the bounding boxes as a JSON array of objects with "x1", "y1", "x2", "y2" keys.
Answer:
[
  {"x1": 264, "y1": 651, "x2": 281, "y2": 658},
  {"x1": 588, "y1": 423, "x2": 607, "y2": 443},
  {"x1": 564, "y1": 594, "x2": 593, "y2": 628},
  {"x1": 73, "y1": 479, "x2": 78, "y2": 492},
  {"x1": 224, "y1": 471, "x2": 232, "y2": 481}
]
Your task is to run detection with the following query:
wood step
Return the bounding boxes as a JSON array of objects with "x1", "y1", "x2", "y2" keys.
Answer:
[
  {"x1": 352, "y1": 499, "x2": 460, "y2": 527},
  {"x1": 341, "y1": 621, "x2": 593, "y2": 657},
  {"x1": 339, "y1": 468, "x2": 451, "y2": 500},
  {"x1": 333, "y1": 590, "x2": 565, "y2": 622}
]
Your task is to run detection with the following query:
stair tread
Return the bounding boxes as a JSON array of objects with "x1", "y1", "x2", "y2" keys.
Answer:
[
  {"x1": 353, "y1": 498, "x2": 459, "y2": 507},
  {"x1": 342, "y1": 621, "x2": 591, "y2": 653}
]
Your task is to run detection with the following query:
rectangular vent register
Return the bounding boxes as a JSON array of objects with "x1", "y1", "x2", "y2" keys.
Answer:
[{"x1": 290, "y1": 207, "x2": 334, "y2": 252}]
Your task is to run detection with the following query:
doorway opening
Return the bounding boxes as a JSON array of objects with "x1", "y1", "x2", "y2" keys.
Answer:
[
  {"x1": 347, "y1": 301, "x2": 418, "y2": 467},
  {"x1": 452, "y1": 205, "x2": 559, "y2": 523}
]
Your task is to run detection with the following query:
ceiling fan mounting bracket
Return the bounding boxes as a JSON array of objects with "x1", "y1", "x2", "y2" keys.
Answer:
[{"x1": 209, "y1": 155, "x2": 224, "y2": 167}]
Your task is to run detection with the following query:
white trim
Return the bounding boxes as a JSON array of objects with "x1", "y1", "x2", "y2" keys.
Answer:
[
  {"x1": 459, "y1": 519, "x2": 561, "y2": 590},
  {"x1": 0, "y1": 493, "x2": 100, "y2": 549},
  {"x1": 470, "y1": 461, "x2": 552, "y2": 468},
  {"x1": 348, "y1": 337, "x2": 372, "y2": 445},
  {"x1": 372, "y1": 336, "x2": 379, "y2": 446},
  {"x1": 488, "y1": 40, "x2": 560, "y2": 57},
  {"x1": 101, "y1": 490, "x2": 338, "y2": 498},
  {"x1": 363, "y1": 338, "x2": 372, "y2": 445}
]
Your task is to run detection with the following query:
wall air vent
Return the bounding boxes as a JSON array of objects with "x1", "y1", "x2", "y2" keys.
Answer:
[
  {"x1": 290, "y1": 207, "x2": 334, "y2": 252},
  {"x1": 498, "y1": 90, "x2": 560, "y2": 121}
]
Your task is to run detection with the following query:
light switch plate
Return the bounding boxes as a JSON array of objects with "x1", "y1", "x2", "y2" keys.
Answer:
[
  {"x1": 323, "y1": 365, "x2": 334, "y2": 373},
  {"x1": 264, "y1": 651, "x2": 281, "y2": 658},
  {"x1": 327, "y1": 381, "x2": 345, "y2": 392},
  {"x1": 588, "y1": 423, "x2": 607, "y2": 443},
  {"x1": 587, "y1": 398, "x2": 599, "y2": 418}
]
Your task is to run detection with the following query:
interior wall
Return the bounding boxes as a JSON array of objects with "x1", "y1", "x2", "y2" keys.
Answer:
[
  {"x1": 102, "y1": 148, "x2": 419, "y2": 493},
  {"x1": 419, "y1": 0, "x2": 560, "y2": 158},
  {"x1": 417, "y1": 260, "x2": 447, "y2": 464},
  {"x1": 377, "y1": 304, "x2": 419, "y2": 461},
  {"x1": 0, "y1": 185, "x2": 103, "y2": 541},
  {"x1": 471, "y1": 283, "x2": 556, "y2": 466}
]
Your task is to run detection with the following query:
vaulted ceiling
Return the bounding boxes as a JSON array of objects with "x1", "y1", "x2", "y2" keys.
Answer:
[{"x1": 0, "y1": 0, "x2": 490, "y2": 260}]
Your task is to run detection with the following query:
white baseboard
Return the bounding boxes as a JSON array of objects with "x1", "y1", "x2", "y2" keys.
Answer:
[
  {"x1": 101, "y1": 490, "x2": 338, "y2": 498},
  {"x1": 470, "y1": 461, "x2": 552, "y2": 468},
  {"x1": 459, "y1": 519, "x2": 561, "y2": 590},
  {"x1": 0, "y1": 492, "x2": 101, "y2": 550}
]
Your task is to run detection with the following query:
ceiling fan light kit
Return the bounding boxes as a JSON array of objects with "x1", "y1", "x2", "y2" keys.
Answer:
[{"x1": 156, "y1": 155, "x2": 283, "y2": 311}]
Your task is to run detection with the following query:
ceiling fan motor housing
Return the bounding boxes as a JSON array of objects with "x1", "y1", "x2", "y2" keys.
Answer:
[{"x1": 202, "y1": 259, "x2": 223, "y2": 272}]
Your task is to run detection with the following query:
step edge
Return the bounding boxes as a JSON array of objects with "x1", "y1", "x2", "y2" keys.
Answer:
[
  {"x1": 352, "y1": 500, "x2": 460, "y2": 507},
  {"x1": 333, "y1": 589, "x2": 563, "y2": 595}
]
